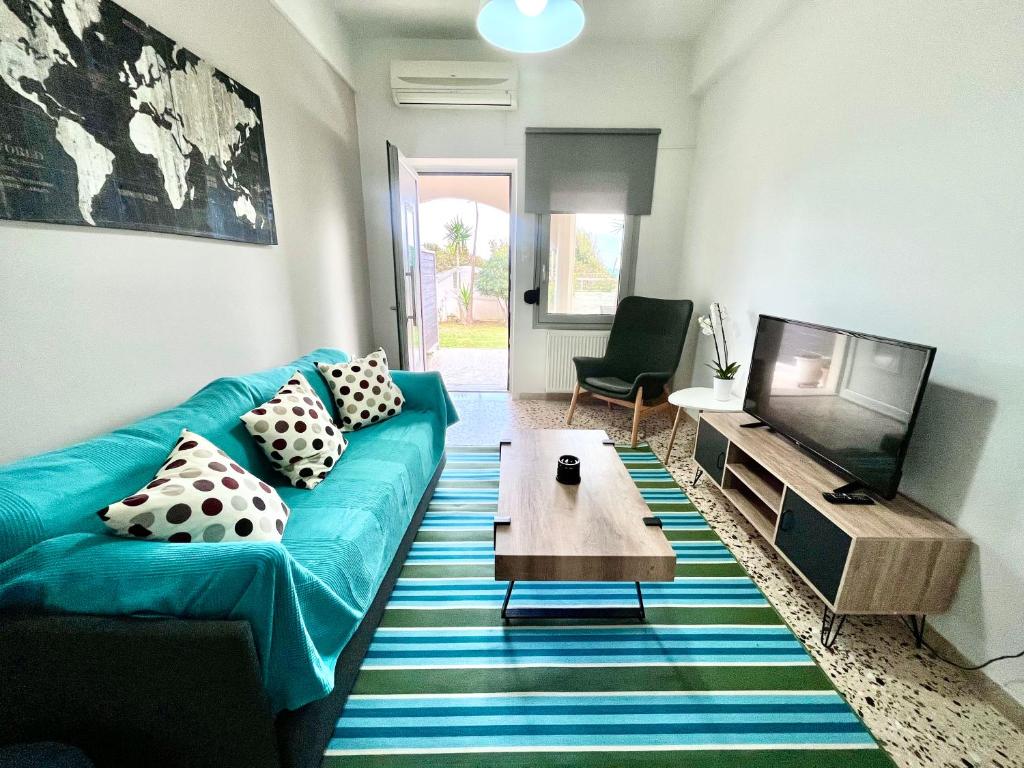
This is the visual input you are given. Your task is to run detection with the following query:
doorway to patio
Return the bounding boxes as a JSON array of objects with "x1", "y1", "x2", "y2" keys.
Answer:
[{"x1": 417, "y1": 173, "x2": 511, "y2": 392}]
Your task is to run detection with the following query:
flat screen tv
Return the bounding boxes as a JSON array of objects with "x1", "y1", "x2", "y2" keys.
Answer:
[{"x1": 744, "y1": 316, "x2": 935, "y2": 499}]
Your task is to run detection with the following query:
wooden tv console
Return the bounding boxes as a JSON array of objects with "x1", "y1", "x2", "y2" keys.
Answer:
[{"x1": 693, "y1": 411, "x2": 971, "y2": 648}]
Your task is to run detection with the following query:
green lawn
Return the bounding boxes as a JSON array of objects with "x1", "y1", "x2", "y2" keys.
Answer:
[{"x1": 439, "y1": 321, "x2": 508, "y2": 349}]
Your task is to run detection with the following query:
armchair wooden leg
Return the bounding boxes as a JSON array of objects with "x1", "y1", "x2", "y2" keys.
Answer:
[
  {"x1": 664, "y1": 406, "x2": 682, "y2": 465},
  {"x1": 566, "y1": 382, "x2": 582, "y2": 426},
  {"x1": 630, "y1": 387, "x2": 643, "y2": 448}
]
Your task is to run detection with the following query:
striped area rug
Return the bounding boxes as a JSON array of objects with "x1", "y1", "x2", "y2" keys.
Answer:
[{"x1": 324, "y1": 446, "x2": 893, "y2": 768}]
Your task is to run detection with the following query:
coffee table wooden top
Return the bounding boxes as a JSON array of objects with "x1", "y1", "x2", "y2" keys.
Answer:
[{"x1": 493, "y1": 430, "x2": 676, "y2": 583}]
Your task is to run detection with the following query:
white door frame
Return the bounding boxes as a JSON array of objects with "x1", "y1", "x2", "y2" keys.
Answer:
[
  {"x1": 387, "y1": 141, "x2": 427, "y2": 372},
  {"x1": 409, "y1": 157, "x2": 518, "y2": 394}
]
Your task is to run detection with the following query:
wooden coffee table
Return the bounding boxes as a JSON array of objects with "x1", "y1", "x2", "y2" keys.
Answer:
[{"x1": 493, "y1": 429, "x2": 676, "y2": 620}]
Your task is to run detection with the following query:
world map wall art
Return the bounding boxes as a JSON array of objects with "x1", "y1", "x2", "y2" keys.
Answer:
[{"x1": 0, "y1": 0, "x2": 277, "y2": 244}]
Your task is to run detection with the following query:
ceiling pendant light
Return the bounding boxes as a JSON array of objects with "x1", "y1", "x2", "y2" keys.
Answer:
[
  {"x1": 515, "y1": 0, "x2": 549, "y2": 16},
  {"x1": 477, "y1": 0, "x2": 585, "y2": 54}
]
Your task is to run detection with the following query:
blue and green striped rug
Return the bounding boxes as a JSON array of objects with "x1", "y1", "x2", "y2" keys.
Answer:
[{"x1": 324, "y1": 446, "x2": 894, "y2": 767}]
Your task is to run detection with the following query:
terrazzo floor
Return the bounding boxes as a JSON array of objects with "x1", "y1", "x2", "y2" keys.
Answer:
[{"x1": 446, "y1": 392, "x2": 1024, "y2": 768}]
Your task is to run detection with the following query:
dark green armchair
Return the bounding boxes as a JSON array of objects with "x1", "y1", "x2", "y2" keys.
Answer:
[{"x1": 566, "y1": 296, "x2": 694, "y2": 447}]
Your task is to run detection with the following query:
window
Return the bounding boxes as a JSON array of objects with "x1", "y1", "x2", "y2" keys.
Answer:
[
  {"x1": 535, "y1": 212, "x2": 639, "y2": 328},
  {"x1": 524, "y1": 127, "x2": 658, "y2": 329}
]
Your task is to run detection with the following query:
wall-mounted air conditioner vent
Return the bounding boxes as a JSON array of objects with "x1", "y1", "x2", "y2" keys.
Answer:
[{"x1": 390, "y1": 61, "x2": 518, "y2": 110}]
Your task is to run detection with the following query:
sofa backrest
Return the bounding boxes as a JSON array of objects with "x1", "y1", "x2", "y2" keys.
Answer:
[{"x1": 0, "y1": 349, "x2": 349, "y2": 562}]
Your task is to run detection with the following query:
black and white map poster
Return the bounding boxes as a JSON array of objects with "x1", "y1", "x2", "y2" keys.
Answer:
[{"x1": 0, "y1": 0, "x2": 276, "y2": 244}]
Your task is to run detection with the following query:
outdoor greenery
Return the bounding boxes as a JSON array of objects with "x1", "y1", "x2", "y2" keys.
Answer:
[
  {"x1": 439, "y1": 321, "x2": 507, "y2": 349},
  {"x1": 476, "y1": 239, "x2": 510, "y2": 315},
  {"x1": 427, "y1": 212, "x2": 617, "y2": 331},
  {"x1": 572, "y1": 230, "x2": 617, "y2": 292},
  {"x1": 456, "y1": 284, "x2": 474, "y2": 321},
  {"x1": 424, "y1": 242, "x2": 483, "y2": 272},
  {"x1": 424, "y1": 224, "x2": 484, "y2": 273},
  {"x1": 435, "y1": 211, "x2": 483, "y2": 323}
]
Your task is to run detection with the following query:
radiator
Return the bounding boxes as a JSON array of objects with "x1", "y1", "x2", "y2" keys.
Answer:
[{"x1": 545, "y1": 332, "x2": 609, "y2": 393}]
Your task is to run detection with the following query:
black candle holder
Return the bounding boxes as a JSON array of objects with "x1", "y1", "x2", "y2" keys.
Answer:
[{"x1": 556, "y1": 454, "x2": 581, "y2": 485}]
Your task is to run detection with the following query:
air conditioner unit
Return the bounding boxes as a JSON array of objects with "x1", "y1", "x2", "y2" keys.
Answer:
[{"x1": 390, "y1": 61, "x2": 518, "y2": 110}]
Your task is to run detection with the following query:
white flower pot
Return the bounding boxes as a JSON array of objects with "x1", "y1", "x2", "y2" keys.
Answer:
[
  {"x1": 794, "y1": 355, "x2": 824, "y2": 386},
  {"x1": 713, "y1": 377, "x2": 733, "y2": 401}
]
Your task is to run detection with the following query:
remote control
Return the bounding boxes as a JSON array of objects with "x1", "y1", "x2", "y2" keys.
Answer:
[{"x1": 822, "y1": 492, "x2": 875, "y2": 505}]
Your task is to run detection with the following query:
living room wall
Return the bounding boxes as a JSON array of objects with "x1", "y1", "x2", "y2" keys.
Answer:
[
  {"x1": 679, "y1": 0, "x2": 1024, "y2": 701},
  {"x1": 0, "y1": 0, "x2": 372, "y2": 462},
  {"x1": 350, "y1": 36, "x2": 700, "y2": 396}
]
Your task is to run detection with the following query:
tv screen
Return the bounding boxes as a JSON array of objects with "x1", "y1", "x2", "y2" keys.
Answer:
[{"x1": 744, "y1": 316, "x2": 935, "y2": 498}]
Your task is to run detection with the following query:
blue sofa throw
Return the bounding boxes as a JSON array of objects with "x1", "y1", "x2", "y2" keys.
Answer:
[{"x1": 0, "y1": 349, "x2": 457, "y2": 712}]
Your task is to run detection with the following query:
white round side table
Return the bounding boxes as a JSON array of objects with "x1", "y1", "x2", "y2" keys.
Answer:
[{"x1": 663, "y1": 386, "x2": 744, "y2": 466}]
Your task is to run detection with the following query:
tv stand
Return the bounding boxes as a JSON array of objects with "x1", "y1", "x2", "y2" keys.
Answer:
[
  {"x1": 692, "y1": 412, "x2": 971, "y2": 649},
  {"x1": 739, "y1": 420, "x2": 772, "y2": 429}
]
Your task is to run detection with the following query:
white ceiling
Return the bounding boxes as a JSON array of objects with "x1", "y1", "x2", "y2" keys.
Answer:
[{"x1": 333, "y1": 0, "x2": 720, "y2": 42}]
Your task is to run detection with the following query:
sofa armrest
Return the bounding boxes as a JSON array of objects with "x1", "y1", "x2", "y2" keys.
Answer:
[
  {"x1": 391, "y1": 370, "x2": 459, "y2": 428},
  {"x1": 0, "y1": 614, "x2": 278, "y2": 768}
]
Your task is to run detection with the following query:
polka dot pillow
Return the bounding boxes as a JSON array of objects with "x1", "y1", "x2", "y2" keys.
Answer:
[
  {"x1": 317, "y1": 349, "x2": 404, "y2": 432},
  {"x1": 97, "y1": 429, "x2": 290, "y2": 544},
  {"x1": 240, "y1": 371, "x2": 346, "y2": 489}
]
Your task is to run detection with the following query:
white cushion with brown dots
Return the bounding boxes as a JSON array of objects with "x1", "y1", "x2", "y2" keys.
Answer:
[
  {"x1": 240, "y1": 370, "x2": 347, "y2": 489},
  {"x1": 97, "y1": 429, "x2": 290, "y2": 543},
  {"x1": 317, "y1": 349, "x2": 404, "y2": 432}
]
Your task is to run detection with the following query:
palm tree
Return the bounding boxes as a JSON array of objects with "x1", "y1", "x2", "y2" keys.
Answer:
[
  {"x1": 457, "y1": 285, "x2": 474, "y2": 325},
  {"x1": 444, "y1": 217, "x2": 471, "y2": 270},
  {"x1": 444, "y1": 216, "x2": 473, "y2": 324},
  {"x1": 467, "y1": 202, "x2": 480, "y2": 323}
]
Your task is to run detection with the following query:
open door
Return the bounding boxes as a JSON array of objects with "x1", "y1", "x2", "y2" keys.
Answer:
[{"x1": 387, "y1": 141, "x2": 426, "y2": 371}]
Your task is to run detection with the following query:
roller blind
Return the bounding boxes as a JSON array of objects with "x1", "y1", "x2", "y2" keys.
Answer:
[{"x1": 524, "y1": 128, "x2": 661, "y2": 215}]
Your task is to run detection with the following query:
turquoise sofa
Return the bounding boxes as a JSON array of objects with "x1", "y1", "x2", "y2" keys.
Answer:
[{"x1": 0, "y1": 349, "x2": 456, "y2": 767}]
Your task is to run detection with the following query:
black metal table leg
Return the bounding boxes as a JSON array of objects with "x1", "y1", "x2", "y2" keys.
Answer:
[
  {"x1": 634, "y1": 581, "x2": 645, "y2": 620},
  {"x1": 907, "y1": 614, "x2": 926, "y2": 648},
  {"x1": 500, "y1": 580, "x2": 515, "y2": 622},
  {"x1": 820, "y1": 607, "x2": 846, "y2": 649},
  {"x1": 501, "y1": 581, "x2": 648, "y2": 621},
  {"x1": 692, "y1": 467, "x2": 704, "y2": 485}
]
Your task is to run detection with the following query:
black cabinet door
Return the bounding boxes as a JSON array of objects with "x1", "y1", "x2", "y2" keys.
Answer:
[
  {"x1": 694, "y1": 419, "x2": 729, "y2": 485},
  {"x1": 775, "y1": 490, "x2": 851, "y2": 605}
]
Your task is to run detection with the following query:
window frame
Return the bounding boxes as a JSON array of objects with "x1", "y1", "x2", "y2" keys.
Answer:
[{"x1": 532, "y1": 212, "x2": 640, "y2": 330}]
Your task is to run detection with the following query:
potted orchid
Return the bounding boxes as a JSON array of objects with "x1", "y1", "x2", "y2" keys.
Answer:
[{"x1": 699, "y1": 303, "x2": 741, "y2": 401}]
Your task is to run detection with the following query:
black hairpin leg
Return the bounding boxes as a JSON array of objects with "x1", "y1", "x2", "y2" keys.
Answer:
[
  {"x1": 820, "y1": 607, "x2": 846, "y2": 649},
  {"x1": 634, "y1": 581, "x2": 646, "y2": 621},
  {"x1": 907, "y1": 614, "x2": 926, "y2": 648},
  {"x1": 500, "y1": 580, "x2": 515, "y2": 623},
  {"x1": 692, "y1": 467, "x2": 704, "y2": 485}
]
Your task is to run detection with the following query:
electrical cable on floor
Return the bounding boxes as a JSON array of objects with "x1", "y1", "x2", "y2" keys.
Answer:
[{"x1": 901, "y1": 617, "x2": 1024, "y2": 671}]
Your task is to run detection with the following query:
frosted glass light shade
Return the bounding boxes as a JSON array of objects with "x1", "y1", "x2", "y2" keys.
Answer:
[
  {"x1": 515, "y1": 0, "x2": 548, "y2": 16},
  {"x1": 477, "y1": 0, "x2": 585, "y2": 54}
]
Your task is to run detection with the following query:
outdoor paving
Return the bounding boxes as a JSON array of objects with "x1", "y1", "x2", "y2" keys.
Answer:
[{"x1": 427, "y1": 347, "x2": 508, "y2": 391}]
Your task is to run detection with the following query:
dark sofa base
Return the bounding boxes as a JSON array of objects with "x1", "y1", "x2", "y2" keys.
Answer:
[
  {"x1": 275, "y1": 454, "x2": 445, "y2": 767},
  {"x1": 0, "y1": 455, "x2": 446, "y2": 768}
]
